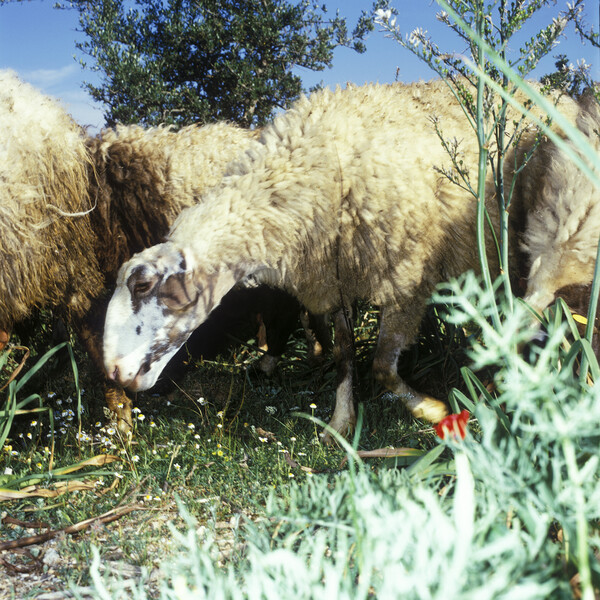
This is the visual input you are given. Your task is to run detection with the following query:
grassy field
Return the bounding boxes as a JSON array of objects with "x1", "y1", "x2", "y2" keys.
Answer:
[
  {"x1": 1, "y1": 285, "x2": 599, "y2": 599},
  {"x1": 0, "y1": 306, "x2": 461, "y2": 598}
]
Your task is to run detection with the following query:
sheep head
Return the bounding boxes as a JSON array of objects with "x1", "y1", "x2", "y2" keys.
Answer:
[
  {"x1": 103, "y1": 242, "x2": 245, "y2": 391},
  {"x1": 522, "y1": 93, "x2": 600, "y2": 314}
]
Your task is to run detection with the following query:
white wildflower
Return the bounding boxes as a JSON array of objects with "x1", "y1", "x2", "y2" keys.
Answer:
[
  {"x1": 374, "y1": 8, "x2": 392, "y2": 23},
  {"x1": 408, "y1": 27, "x2": 427, "y2": 49}
]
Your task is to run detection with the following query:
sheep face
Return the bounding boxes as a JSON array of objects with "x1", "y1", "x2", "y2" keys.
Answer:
[
  {"x1": 103, "y1": 242, "x2": 239, "y2": 391},
  {"x1": 522, "y1": 163, "x2": 600, "y2": 314}
]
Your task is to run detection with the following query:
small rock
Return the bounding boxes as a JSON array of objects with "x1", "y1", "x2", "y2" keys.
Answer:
[{"x1": 43, "y1": 548, "x2": 61, "y2": 568}]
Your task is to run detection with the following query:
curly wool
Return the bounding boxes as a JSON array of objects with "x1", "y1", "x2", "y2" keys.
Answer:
[
  {"x1": 87, "y1": 121, "x2": 259, "y2": 282},
  {"x1": 0, "y1": 69, "x2": 103, "y2": 327}
]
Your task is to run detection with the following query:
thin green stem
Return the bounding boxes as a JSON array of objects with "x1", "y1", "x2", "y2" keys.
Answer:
[
  {"x1": 562, "y1": 437, "x2": 593, "y2": 600},
  {"x1": 474, "y1": 8, "x2": 500, "y2": 329},
  {"x1": 579, "y1": 236, "x2": 600, "y2": 384}
]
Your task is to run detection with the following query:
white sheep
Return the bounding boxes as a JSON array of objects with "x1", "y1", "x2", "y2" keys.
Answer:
[{"x1": 102, "y1": 80, "x2": 580, "y2": 440}]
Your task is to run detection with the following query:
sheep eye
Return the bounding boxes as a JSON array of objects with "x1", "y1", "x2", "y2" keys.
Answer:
[{"x1": 133, "y1": 281, "x2": 153, "y2": 297}]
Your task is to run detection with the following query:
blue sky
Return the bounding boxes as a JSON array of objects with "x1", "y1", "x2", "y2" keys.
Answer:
[{"x1": 1, "y1": 0, "x2": 599, "y2": 132}]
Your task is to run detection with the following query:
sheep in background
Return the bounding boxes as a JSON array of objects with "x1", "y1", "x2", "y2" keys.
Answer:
[
  {"x1": 1, "y1": 70, "x2": 313, "y2": 433},
  {"x1": 86, "y1": 122, "x2": 259, "y2": 284},
  {"x1": 104, "y1": 80, "x2": 580, "y2": 441},
  {"x1": 519, "y1": 89, "x2": 600, "y2": 316},
  {"x1": 0, "y1": 70, "x2": 103, "y2": 341}
]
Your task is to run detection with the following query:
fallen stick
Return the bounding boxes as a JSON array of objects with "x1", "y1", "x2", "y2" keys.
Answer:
[{"x1": 0, "y1": 503, "x2": 145, "y2": 551}]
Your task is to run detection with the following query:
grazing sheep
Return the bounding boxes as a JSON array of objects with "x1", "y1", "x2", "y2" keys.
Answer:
[
  {"x1": 103, "y1": 80, "x2": 580, "y2": 440},
  {"x1": 1, "y1": 70, "x2": 311, "y2": 433},
  {"x1": 82, "y1": 121, "x2": 270, "y2": 430},
  {"x1": 519, "y1": 89, "x2": 600, "y2": 315}
]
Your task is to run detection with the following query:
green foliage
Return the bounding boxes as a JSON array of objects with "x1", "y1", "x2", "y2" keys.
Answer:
[
  {"x1": 435, "y1": 272, "x2": 600, "y2": 598},
  {"x1": 67, "y1": 275, "x2": 600, "y2": 600},
  {"x1": 540, "y1": 54, "x2": 592, "y2": 96},
  {"x1": 0, "y1": 343, "x2": 70, "y2": 455},
  {"x1": 67, "y1": 0, "x2": 388, "y2": 127}
]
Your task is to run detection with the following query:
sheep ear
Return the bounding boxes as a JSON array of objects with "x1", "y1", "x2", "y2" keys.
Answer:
[{"x1": 158, "y1": 271, "x2": 199, "y2": 310}]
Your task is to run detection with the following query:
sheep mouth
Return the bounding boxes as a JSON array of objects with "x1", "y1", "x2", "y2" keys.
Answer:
[{"x1": 125, "y1": 360, "x2": 154, "y2": 392}]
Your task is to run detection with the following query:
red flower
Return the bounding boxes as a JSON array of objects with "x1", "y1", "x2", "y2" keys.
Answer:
[{"x1": 435, "y1": 410, "x2": 470, "y2": 440}]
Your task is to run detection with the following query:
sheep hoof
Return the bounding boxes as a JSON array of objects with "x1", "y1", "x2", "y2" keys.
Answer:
[
  {"x1": 411, "y1": 398, "x2": 449, "y2": 424},
  {"x1": 0, "y1": 329, "x2": 9, "y2": 352},
  {"x1": 104, "y1": 383, "x2": 133, "y2": 436},
  {"x1": 116, "y1": 414, "x2": 133, "y2": 436},
  {"x1": 319, "y1": 417, "x2": 356, "y2": 446}
]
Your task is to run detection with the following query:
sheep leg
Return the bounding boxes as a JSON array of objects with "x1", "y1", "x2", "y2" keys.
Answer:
[
  {"x1": 373, "y1": 306, "x2": 448, "y2": 423},
  {"x1": 321, "y1": 306, "x2": 356, "y2": 444},
  {"x1": 300, "y1": 311, "x2": 331, "y2": 364},
  {"x1": 256, "y1": 313, "x2": 281, "y2": 375}
]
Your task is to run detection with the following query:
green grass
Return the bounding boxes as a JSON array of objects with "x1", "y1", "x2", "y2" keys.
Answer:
[
  {"x1": 5, "y1": 285, "x2": 597, "y2": 600},
  {"x1": 0, "y1": 306, "x2": 454, "y2": 596}
]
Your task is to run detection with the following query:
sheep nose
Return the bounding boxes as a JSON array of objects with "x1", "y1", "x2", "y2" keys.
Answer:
[{"x1": 108, "y1": 364, "x2": 120, "y2": 383}]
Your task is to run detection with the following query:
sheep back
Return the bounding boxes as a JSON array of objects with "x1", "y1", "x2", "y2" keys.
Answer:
[
  {"x1": 87, "y1": 122, "x2": 258, "y2": 283},
  {"x1": 171, "y1": 80, "x2": 579, "y2": 315}
]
